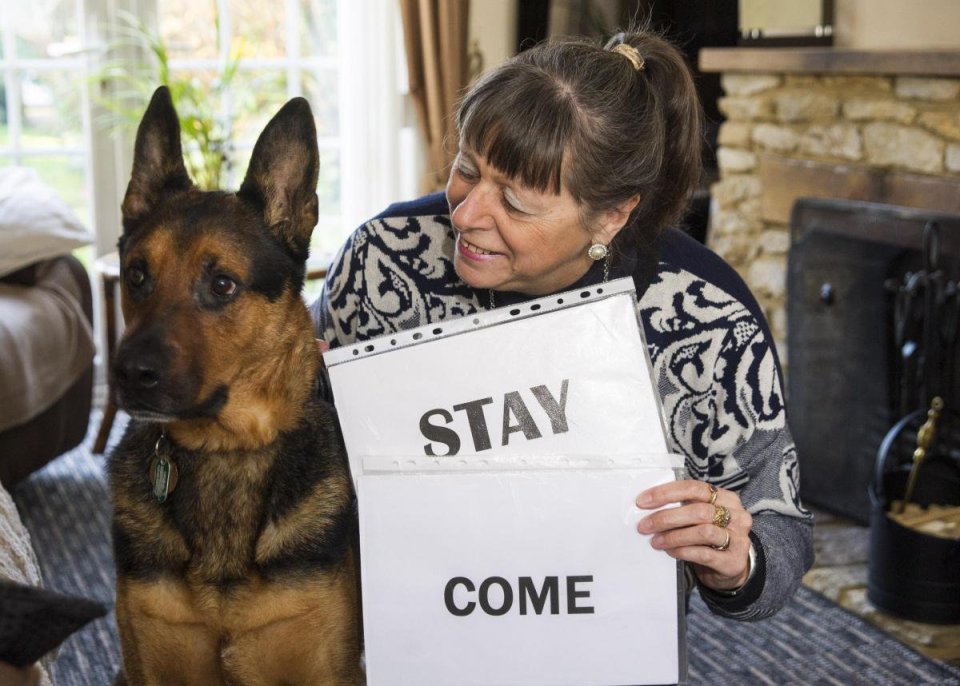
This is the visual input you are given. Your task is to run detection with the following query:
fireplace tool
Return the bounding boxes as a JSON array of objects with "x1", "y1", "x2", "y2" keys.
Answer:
[{"x1": 868, "y1": 221, "x2": 960, "y2": 624}]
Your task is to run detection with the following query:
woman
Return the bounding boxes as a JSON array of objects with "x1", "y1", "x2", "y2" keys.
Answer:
[{"x1": 313, "y1": 29, "x2": 813, "y2": 620}]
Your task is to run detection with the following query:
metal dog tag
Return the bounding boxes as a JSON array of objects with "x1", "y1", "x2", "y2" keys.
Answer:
[
  {"x1": 148, "y1": 432, "x2": 178, "y2": 503},
  {"x1": 149, "y1": 457, "x2": 178, "y2": 503}
]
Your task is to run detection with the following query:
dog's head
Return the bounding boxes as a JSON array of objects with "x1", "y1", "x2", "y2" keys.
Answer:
[{"x1": 113, "y1": 86, "x2": 321, "y2": 450}]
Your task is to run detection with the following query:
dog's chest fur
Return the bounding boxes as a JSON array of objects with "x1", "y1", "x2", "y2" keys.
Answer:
[
  {"x1": 109, "y1": 402, "x2": 354, "y2": 589},
  {"x1": 176, "y1": 447, "x2": 275, "y2": 581}
]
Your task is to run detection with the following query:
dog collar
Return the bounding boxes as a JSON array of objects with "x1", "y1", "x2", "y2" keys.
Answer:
[{"x1": 148, "y1": 430, "x2": 179, "y2": 504}]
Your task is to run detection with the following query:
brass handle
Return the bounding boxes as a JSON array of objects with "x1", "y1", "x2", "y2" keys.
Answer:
[{"x1": 899, "y1": 396, "x2": 944, "y2": 513}]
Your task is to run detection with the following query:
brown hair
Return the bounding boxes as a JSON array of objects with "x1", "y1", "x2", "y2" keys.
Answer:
[{"x1": 455, "y1": 29, "x2": 703, "y2": 261}]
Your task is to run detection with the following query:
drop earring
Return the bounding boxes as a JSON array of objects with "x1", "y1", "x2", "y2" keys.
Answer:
[
  {"x1": 587, "y1": 243, "x2": 610, "y2": 283},
  {"x1": 587, "y1": 243, "x2": 608, "y2": 261}
]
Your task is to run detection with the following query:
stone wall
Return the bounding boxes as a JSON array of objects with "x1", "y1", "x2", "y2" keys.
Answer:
[{"x1": 709, "y1": 72, "x2": 960, "y2": 362}]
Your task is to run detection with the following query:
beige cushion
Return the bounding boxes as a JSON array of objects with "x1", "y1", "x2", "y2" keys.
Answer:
[{"x1": 0, "y1": 168, "x2": 92, "y2": 278}]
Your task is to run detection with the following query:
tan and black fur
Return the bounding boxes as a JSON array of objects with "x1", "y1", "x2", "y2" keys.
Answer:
[{"x1": 109, "y1": 87, "x2": 363, "y2": 685}]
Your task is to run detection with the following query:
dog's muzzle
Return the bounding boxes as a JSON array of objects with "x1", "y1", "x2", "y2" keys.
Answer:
[
  {"x1": 112, "y1": 331, "x2": 229, "y2": 422},
  {"x1": 112, "y1": 333, "x2": 176, "y2": 416}
]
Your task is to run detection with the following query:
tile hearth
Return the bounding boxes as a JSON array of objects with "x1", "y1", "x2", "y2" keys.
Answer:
[{"x1": 804, "y1": 507, "x2": 960, "y2": 665}]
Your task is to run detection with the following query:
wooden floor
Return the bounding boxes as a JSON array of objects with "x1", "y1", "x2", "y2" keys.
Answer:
[{"x1": 803, "y1": 507, "x2": 960, "y2": 665}]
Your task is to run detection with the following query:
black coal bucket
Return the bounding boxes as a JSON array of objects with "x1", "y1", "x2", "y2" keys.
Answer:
[{"x1": 867, "y1": 409, "x2": 960, "y2": 624}]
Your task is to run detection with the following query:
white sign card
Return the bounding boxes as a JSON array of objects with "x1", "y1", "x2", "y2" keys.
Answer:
[
  {"x1": 359, "y1": 468, "x2": 679, "y2": 686},
  {"x1": 325, "y1": 278, "x2": 671, "y2": 472},
  {"x1": 324, "y1": 278, "x2": 683, "y2": 685}
]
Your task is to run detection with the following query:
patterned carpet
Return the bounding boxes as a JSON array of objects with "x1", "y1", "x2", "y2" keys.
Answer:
[{"x1": 10, "y1": 413, "x2": 960, "y2": 685}]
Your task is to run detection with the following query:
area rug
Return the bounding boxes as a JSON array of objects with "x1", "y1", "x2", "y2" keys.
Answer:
[{"x1": 11, "y1": 414, "x2": 960, "y2": 685}]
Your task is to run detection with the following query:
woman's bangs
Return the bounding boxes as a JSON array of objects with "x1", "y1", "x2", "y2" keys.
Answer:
[{"x1": 460, "y1": 85, "x2": 568, "y2": 194}]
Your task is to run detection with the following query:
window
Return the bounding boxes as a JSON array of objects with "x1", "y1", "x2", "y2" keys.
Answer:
[
  {"x1": 154, "y1": 0, "x2": 340, "y2": 256},
  {"x1": 148, "y1": 0, "x2": 408, "y2": 258},
  {"x1": 1, "y1": 0, "x2": 409, "y2": 386},
  {"x1": 0, "y1": 2, "x2": 94, "y2": 233},
  {"x1": 1, "y1": 0, "x2": 407, "y2": 261}
]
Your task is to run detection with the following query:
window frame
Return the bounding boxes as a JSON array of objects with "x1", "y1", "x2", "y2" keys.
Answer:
[{"x1": 2, "y1": 0, "x2": 412, "y2": 388}]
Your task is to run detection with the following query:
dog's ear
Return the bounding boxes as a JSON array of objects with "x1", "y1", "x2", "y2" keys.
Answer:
[
  {"x1": 238, "y1": 97, "x2": 319, "y2": 261},
  {"x1": 121, "y1": 86, "x2": 193, "y2": 233}
]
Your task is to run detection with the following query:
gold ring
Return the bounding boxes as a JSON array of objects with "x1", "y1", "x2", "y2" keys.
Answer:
[
  {"x1": 712, "y1": 504, "x2": 731, "y2": 529},
  {"x1": 707, "y1": 484, "x2": 718, "y2": 505},
  {"x1": 712, "y1": 530, "x2": 731, "y2": 551}
]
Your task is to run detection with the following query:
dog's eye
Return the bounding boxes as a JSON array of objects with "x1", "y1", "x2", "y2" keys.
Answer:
[
  {"x1": 127, "y1": 266, "x2": 146, "y2": 288},
  {"x1": 211, "y1": 275, "x2": 237, "y2": 298}
]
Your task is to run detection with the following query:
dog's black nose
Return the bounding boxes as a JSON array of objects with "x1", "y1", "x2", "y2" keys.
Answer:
[
  {"x1": 113, "y1": 344, "x2": 165, "y2": 392},
  {"x1": 115, "y1": 360, "x2": 160, "y2": 389}
]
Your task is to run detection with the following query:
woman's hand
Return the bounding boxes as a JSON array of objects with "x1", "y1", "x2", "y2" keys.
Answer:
[{"x1": 636, "y1": 479, "x2": 752, "y2": 592}]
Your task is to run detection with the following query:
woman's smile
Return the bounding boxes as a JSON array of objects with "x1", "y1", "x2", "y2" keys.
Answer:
[{"x1": 457, "y1": 234, "x2": 499, "y2": 260}]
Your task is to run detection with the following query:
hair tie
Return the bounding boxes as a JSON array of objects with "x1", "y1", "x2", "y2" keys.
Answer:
[{"x1": 611, "y1": 43, "x2": 645, "y2": 72}]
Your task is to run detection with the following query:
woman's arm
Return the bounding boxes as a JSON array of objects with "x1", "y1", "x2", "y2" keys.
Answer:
[
  {"x1": 696, "y1": 428, "x2": 814, "y2": 620},
  {"x1": 638, "y1": 296, "x2": 814, "y2": 619}
]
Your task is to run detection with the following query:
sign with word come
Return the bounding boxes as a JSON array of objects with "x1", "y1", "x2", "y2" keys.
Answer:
[{"x1": 324, "y1": 278, "x2": 683, "y2": 685}]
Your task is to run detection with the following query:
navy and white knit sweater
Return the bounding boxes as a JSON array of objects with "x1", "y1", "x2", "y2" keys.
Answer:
[{"x1": 311, "y1": 193, "x2": 813, "y2": 620}]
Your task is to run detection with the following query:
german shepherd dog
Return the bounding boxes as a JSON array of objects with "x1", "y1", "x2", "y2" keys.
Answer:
[{"x1": 108, "y1": 87, "x2": 363, "y2": 685}]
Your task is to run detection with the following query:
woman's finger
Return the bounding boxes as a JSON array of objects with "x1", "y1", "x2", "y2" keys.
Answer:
[
  {"x1": 636, "y1": 479, "x2": 714, "y2": 507},
  {"x1": 637, "y1": 479, "x2": 744, "y2": 510},
  {"x1": 649, "y1": 522, "x2": 729, "y2": 550},
  {"x1": 637, "y1": 501, "x2": 733, "y2": 534}
]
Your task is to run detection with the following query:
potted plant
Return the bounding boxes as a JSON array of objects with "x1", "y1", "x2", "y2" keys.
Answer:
[{"x1": 95, "y1": 10, "x2": 242, "y2": 190}]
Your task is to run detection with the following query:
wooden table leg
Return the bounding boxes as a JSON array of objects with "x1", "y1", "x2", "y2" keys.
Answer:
[
  {"x1": 92, "y1": 271, "x2": 119, "y2": 454},
  {"x1": 92, "y1": 402, "x2": 117, "y2": 454}
]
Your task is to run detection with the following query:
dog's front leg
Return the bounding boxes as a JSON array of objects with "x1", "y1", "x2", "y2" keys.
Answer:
[
  {"x1": 116, "y1": 578, "x2": 224, "y2": 686},
  {"x1": 221, "y1": 562, "x2": 365, "y2": 686}
]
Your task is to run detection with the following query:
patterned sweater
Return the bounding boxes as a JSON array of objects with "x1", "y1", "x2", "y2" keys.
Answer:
[{"x1": 311, "y1": 193, "x2": 813, "y2": 620}]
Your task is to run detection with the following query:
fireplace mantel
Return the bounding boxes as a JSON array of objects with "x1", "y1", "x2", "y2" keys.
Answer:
[{"x1": 700, "y1": 48, "x2": 960, "y2": 78}]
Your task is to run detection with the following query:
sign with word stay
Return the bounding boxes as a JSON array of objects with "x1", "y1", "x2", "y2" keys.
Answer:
[
  {"x1": 324, "y1": 279, "x2": 682, "y2": 685},
  {"x1": 324, "y1": 279, "x2": 671, "y2": 471}
]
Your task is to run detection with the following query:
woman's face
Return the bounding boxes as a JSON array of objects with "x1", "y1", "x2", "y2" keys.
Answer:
[{"x1": 445, "y1": 146, "x2": 597, "y2": 296}]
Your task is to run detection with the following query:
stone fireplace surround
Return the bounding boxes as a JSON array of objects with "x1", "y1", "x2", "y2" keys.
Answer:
[
  {"x1": 699, "y1": 47, "x2": 960, "y2": 661},
  {"x1": 699, "y1": 47, "x2": 960, "y2": 363}
]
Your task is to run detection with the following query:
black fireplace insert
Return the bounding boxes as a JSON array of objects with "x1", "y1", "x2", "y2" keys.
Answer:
[{"x1": 788, "y1": 198, "x2": 960, "y2": 523}]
